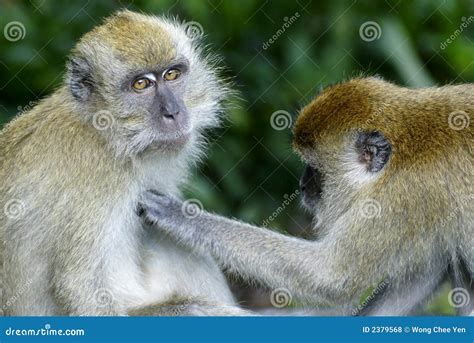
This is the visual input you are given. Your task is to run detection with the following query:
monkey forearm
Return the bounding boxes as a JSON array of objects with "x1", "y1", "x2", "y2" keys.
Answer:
[
  {"x1": 143, "y1": 193, "x2": 350, "y2": 303},
  {"x1": 172, "y1": 212, "x2": 316, "y2": 281}
]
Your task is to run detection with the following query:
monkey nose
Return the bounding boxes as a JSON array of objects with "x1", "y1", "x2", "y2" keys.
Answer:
[
  {"x1": 300, "y1": 165, "x2": 314, "y2": 189},
  {"x1": 161, "y1": 103, "x2": 180, "y2": 119},
  {"x1": 160, "y1": 100, "x2": 180, "y2": 120},
  {"x1": 300, "y1": 182, "x2": 306, "y2": 192},
  {"x1": 163, "y1": 111, "x2": 179, "y2": 120}
]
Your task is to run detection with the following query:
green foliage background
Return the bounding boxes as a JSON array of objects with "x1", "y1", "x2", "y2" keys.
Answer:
[{"x1": 1, "y1": 0, "x2": 472, "y2": 314}]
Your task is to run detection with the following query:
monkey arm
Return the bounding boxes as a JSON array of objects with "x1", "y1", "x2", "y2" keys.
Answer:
[{"x1": 141, "y1": 191, "x2": 371, "y2": 304}]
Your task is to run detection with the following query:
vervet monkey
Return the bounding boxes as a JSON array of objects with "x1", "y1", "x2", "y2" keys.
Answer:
[
  {"x1": 142, "y1": 77, "x2": 474, "y2": 315},
  {"x1": 0, "y1": 10, "x2": 249, "y2": 316}
]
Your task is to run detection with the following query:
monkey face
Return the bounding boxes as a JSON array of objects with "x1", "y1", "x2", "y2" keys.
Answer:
[
  {"x1": 123, "y1": 62, "x2": 192, "y2": 149},
  {"x1": 66, "y1": 10, "x2": 227, "y2": 156},
  {"x1": 299, "y1": 165, "x2": 323, "y2": 212},
  {"x1": 293, "y1": 78, "x2": 394, "y2": 217}
]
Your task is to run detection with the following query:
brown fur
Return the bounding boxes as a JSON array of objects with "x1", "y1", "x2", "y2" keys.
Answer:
[
  {"x1": 294, "y1": 77, "x2": 473, "y2": 294},
  {"x1": 294, "y1": 77, "x2": 473, "y2": 166},
  {"x1": 79, "y1": 11, "x2": 176, "y2": 69}
]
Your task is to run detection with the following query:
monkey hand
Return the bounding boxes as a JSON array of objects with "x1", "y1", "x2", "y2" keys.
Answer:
[{"x1": 139, "y1": 190, "x2": 195, "y2": 233}]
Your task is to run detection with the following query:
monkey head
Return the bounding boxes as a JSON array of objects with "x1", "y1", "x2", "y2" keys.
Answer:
[
  {"x1": 65, "y1": 10, "x2": 227, "y2": 156},
  {"x1": 294, "y1": 78, "x2": 395, "y2": 217},
  {"x1": 293, "y1": 77, "x2": 470, "y2": 238}
]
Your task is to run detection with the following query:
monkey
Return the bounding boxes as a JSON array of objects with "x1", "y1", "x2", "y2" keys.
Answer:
[
  {"x1": 0, "y1": 10, "x2": 251, "y2": 316},
  {"x1": 141, "y1": 77, "x2": 474, "y2": 316}
]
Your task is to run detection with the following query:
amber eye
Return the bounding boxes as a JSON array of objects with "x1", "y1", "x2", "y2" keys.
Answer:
[
  {"x1": 163, "y1": 68, "x2": 181, "y2": 81},
  {"x1": 132, "y1": 77, "x2": 154, "y2": 92}
]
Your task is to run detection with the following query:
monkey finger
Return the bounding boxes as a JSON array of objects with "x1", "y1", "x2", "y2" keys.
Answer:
[
  {"x1": 146, "y1": 189, "x2": 179, "y2": 205},
  {"x1": 135, "y1": 203, "x2": 146, "y2": 217},
  {"x1": 148, "y1": 189, "x2": 166, "y2": 197},
  {"x1": 143, "y1": 213, "x2": 158, "y2": 226},
  {"x1": 141, "y1": 191, "x2": 180, "y2": 222},
  {"x1": 145, "y1": 189, "x2": 175, "y2": 207}
]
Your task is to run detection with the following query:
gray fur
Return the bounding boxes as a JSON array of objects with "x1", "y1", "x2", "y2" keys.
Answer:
[{"x1": 0, "y1": 11, "x2": 248, "y2": 316}]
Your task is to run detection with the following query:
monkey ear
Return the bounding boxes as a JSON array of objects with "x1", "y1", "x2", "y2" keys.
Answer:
[
  {"x1": 66, "y1": 55, "x2": 94, "y2": 102},
  {"x1": 354, "y1": 131, "x2": 391, "y2": 172}
]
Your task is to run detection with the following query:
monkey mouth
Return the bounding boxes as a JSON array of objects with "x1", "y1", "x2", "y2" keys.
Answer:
[{"x1": 152, "y1": 130, "x2": 192, "y2": 150}]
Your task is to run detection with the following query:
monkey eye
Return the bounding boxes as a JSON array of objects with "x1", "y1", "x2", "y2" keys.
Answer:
[
  {"x1": 132, "y1": 74, "x2": 156, "y2": 92},
  {"x1": 163, "y1": 68, "x2": 182, "y2": 82}
]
